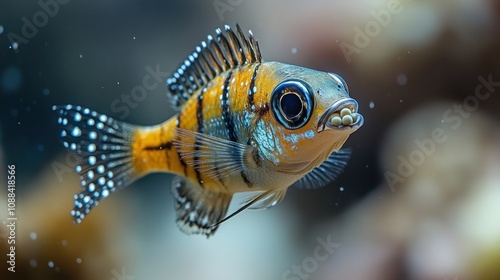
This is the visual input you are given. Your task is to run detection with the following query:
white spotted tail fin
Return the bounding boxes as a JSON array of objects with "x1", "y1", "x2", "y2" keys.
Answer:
[{"x1": 53, "y1": 105, "x2": 138, "y2": 223}]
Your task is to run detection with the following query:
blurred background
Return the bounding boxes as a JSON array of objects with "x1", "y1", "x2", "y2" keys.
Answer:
[{"x1": 1, "y1": 0, "x2": 500, "y2": 279}]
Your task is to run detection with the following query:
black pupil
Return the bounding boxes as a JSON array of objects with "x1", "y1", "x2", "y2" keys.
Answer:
[{"x1": 281, "y1": 92, "x2": 303, "y2": 119}]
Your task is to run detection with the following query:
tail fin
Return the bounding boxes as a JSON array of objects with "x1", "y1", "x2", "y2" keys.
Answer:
[{"x1": 53, "y1": 105, "x2": 138, "y2": 223}]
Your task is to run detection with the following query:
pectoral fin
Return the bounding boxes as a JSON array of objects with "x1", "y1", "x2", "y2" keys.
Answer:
[
  {"x1": 292, "y1": 148, "x2": 351, "y2": 190},
  {"x1": 173, "y1": 128, "x2": 255, "y2": 179}
]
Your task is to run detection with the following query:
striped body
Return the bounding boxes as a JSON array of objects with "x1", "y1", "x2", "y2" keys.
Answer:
[
  {"x1": 133, "y1": 62, "x2": 302, "y2": 193},
  {"x1": 54, "y1": 25, "x2": 364, "y2": 236}
]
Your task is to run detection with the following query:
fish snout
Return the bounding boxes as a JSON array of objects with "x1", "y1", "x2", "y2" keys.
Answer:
[{"x1": 317, "y1": 98, "x2": 364, "y2": 132}]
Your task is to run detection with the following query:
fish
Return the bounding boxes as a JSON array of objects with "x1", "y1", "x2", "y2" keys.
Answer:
[{"x1": 53, "y1": 24, "x2": 364, "y2": 237}]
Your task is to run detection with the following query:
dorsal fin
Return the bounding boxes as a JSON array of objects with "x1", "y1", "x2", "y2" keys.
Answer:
[{"x1": 166, "y1": 24, "x2": 263, "y2": 109}]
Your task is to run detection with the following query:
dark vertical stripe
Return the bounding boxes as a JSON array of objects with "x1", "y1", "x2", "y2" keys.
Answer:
[
  {"x1": 221, "y1": 71, "x2": 254, "y2": 188},
  {"x1": 159, "y1": 126, "x2": 170, "y2": 170},
  {"x1": 247, "y1": 63, "x2": 261, "y2": 110},
  {"x1": 175, "y1": 114, "x2": 188, "y2": 175},
  {"x1": 242, "y1": 64, "x2": 261, "y2": 188},
  {"x1": 222, "y1": 71, "x2": 237, "y2": 142},
  {"x1": 194, "y1": 89, "x2": 205, "y2": 186}
]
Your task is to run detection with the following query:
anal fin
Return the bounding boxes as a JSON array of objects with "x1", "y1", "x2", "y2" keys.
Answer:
[{"x1": 171, "y1": 177, "x2": 232, "y2": 237}]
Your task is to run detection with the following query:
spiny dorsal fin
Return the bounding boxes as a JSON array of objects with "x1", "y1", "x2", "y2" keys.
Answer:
[{"x1": 166, "y1": 24, "x2": 263, "y2": 109}]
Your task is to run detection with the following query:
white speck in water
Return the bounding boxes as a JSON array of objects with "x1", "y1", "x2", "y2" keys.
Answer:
[
  {"x1": 133, "y1": 36, "x2": 136, "y2": 40},
  {"x1": 369, "y1": 101, "x2": 375, "y2": 109},
  {"x1": 30, "y1": 232, "x2": 37, "y2": 240},
  {"x1": 10, "y1": 42, "x2": 19, "y2": 51},
  {"x1": 42, "y1": 88, "x2": 50, "y2": 96},
  {"x1": 0, "y1": 25, "x2": 4, "y2": 35},
  {"x1": 291, "y1": 47, "x2": 297, "y2": 54},
  {"x1": 76, "y1": 258, "x2": 82, "y2": 264},
  {"x1": 400, "y1": 99, "x2": 403, "y2": 103},
  {"x1": 30, "y1": 260, "x2": 37, "y2": 268},
  {"x1": 79, "y1": 54, "x2": 83, "y2": 58},
  {"x1": 48, "y1": 261, "x2": 54, "y2": 268},
  {"x1": 340, "y1": 187, "x2": 344, "y2": 192},
  {"x1": 397, "y1": 74, "x2": 407, "y2": 86},
  {"x1": 117, "y1": 81, "x2": 120, "y2": 85}
]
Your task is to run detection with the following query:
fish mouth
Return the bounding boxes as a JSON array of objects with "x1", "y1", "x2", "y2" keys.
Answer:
[{"x1": 317, "y1": 98, "x2": 364, "y2": 133}]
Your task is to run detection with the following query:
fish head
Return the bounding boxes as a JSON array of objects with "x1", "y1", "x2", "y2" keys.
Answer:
[{"x1": 257, "y1": 63, "x2": 363, "y2": 174}]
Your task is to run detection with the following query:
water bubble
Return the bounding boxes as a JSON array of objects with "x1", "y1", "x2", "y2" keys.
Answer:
[
  {"x1": 1, "y1": 66, "x2": 23, "y2": 93},
  {"x1": 117, "y1": 81, "x2": 120, "y2": 85},
  {"x1": 30, "y1": 232, "x2": 37, "y2": 240},
  {"x1": 291, "y1": 47, "x2": 297, "y2": 54},
  {"x1": 42, "y1": 88, "x2": 50, "y2": 96},
  {"x1": 133, "y1": 36, "x2": 136, "y2": 40},
  {"x1": 397, "y1": 74, "x2": 407, "y2": 86},
  {"x1": 48, "y1": 261, "x2": 54, "y2": 268},
  {"x1": 369, "y1": 101, "x2": 375, "y2": 109},
  {"x1": 339, "y1": 187, "x2": 344, "y2": 192},
  {"x1": 11, "y1": 42, "x2": 18, "y2": 51},
  {"x1": 79, "y1": 54, "x2": 83, "y2": 58}
]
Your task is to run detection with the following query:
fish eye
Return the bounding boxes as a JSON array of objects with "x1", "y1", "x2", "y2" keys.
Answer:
[
  {"x1": 280, "y1": 92, "x2": 303, "y2": 120},
  {"x1": 271, "y1": 80, "x2": 314, "y2": 129}
]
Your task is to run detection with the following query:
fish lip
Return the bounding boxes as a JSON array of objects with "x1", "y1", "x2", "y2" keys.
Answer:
[{"x1": 317, "y1": 98, "x2": 364, "y2": 133}]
